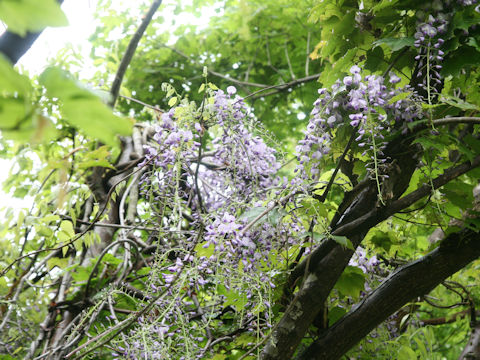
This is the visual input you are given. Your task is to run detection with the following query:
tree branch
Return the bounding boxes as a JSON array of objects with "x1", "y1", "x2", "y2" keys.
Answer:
[
  {"x1": 60, "y1": 215, "x2": 156, "y2": 232},
  {"x1": 297, "y1": 228, "x2": 480, "y2": 360},
  {"x1": 109, "y1": 0, "x2": 163, "y2": 107},
  {"x1": 264, "y1": 154, "x2": 480, "y2": 359},
  {"x1": 162, "y1": 44, "x2": 269, "y2": 88},
  {"x1": 420, "y1": 309, "x2": 470, "y2": 326},
  {"x1": 410, "y1": 117, "x2": 480, "y2": 134},
  {"x1": 246, "y1": 73, "x2": 321, "y2": 100}
]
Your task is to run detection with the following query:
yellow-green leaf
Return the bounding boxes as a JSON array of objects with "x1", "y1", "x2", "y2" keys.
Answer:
[
  {"x1": 60, "y1": 220, "x2": 75, "y2": 237},
  {"x1": 78, "y1": 145, "x2": 115, "y2": 169},
  {"x1": 0, "y1": 0, "x2": 68, "y2": 36},
  {"x1": 168, "y1": 96, "x2": 178, "y2": 107},
  {"x1": 39, "y1": 67, "x2": 132, "y2": 146}
]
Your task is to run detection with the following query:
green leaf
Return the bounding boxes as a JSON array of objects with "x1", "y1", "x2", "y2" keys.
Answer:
[
  {"x1": 218, "y1": 285, "x2": 248, "y2": 311},
  {"x1": 239, "y1": 206, "x2": 267, "y2": 224},
  {"x1": 443, "y1": 182, "x2": 474, "y2": 209},
  {"x1": 364, "y1": 46, "x2": 384, "y2": 73},
  {"x1": 334, "y1": 266, "x2": 365, "y2": 300},
  {"x1": 397, "y1": 345, "x2": 417, "y2": 360},
  {"x1": 442, "y1": 46, "x2": 480, "y2": 77},
  {"x1": 78, "y1": 145, "x2": 115, "y2": 169},
  {"x1": 35, "y1": 224, "x2": 53, "y2": 237},
  {"x1": 47, "y1": 257, "x2": 69, "y2": 270},
  {"x1": 328, "y1": 306, "x2": 347, "y2": 326},
  {"x1": 371, "y1": 0, "x2": 400, "y2": 13},
  {"x1": 195, "y1": 241, "x2": 215, "y2": 257},
  {"x1": 43, "y1": 214, "x2": 60, "y2": 224},
  {"x1": 467, "y1": 37, "x2": 480, "y2": 51},
  {"x1": 319, "y1": 48, "x2": 357, "y2": 87},
  {"x1": 102, "y1": 253, "x2": 122, "y2": 266},
  {"x1": 463, "y1": 134, "x2": 480, "y2": 154},
  {"x1": 369, "y1": 230, "x2": 393, "y2": 252},
  {"x1": 399, "y1": 313, "x2": 410, "y2": 329},
  {"x1": 209, "y1": 355, "x2": 227, "y2": 360},
  {"x1": 440, "y1": 95, "x2": 479, "y2": 111},
  {"x1": 60, "y1": 220, "x2": 75, "y2": 237},
  {"x1": 234, "y1": 333, "x2": 256, "y2": 347},
  {"x1": 136, "y1": 267, "x2": 152, "y2": 276},
  {"x1": 453, "y1": 9, "x2": 480, "y2": 31},
  {"x1": 166, "y1": 87, "x2": 175, "y2": 98},
  {"x1": 0, "y1": 55, "x2": 38, "y2": 137},
  {"x1": 421, "y1": 102, "x2": 442, "y2": 110},
  {"x1": 330, "y1": 235, "x2": 354, "y2": 250},
  {"x1": 267, "y1": 208, "x2": 287, "y2": 226},
  {"x1": 413, "y1": 337, "x2": 428, "y2": 359},
  {"x1": 332, "y1": 12, "x2": 356, "y2": 38},
  {"x1": 456, "y1": 140, "x2": 476, "y2": 161},
  {"x1": 388, "y1": 91, "x2": 412, "y2": 104},
  {"x1": 412, "y1": 137, "x2": 445, "y2": 152},
  {"x1": 13, "y1": 186, "x2": 29, "y2": 198},
  {"x1": 71, "y1": 266, "x2": 91, "y2": 283},
  {"x1": 0, "y1": 0, "x2": 68, "y2": 36},
  {"x1": 0, "y1": 277, "x2": 8, "y2": 296},
  {"x1": 0, "y1": 354, "x2": 16, "y2": 360},
  {"x1": 0, "y1": 55, "x2": 31, "y2": 94},
  {"x1": 373, "y1": 37, "x2": 414, "y2": 52},
  {"x1": 308, "y1": 2, "x2": 342, "y2": 23},
  {"x1": 57, "y1": 220, "x2": 75, "y2": 244},
  {"x1": 39, "y1": 67, "x2": 132, "y2": 146},
  {"x1": 301, "y1": 198, "x2": 329, "y2": 217}
]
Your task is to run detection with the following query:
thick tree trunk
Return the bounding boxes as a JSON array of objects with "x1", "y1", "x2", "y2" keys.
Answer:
[
  {"x1": 261, "y1": 137, "x2": 419, "y2": 359},
  {"x1": 262, "y1": 145, "x2": 480, "y2": 359},
  {"x1": 297, "y1": 228, "x2": 480, "y2": 359}
]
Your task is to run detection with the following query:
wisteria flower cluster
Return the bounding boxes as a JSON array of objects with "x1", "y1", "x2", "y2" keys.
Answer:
[
  {"x1": 457, "y1": 0, "x2": 478, "y2": 5},
  {"x1": 128, "y1": 85, "x2": 305, "y2": 359},
  {"x1": 139, "y1": 104, "x2": 201, "y2": 207},
  {"x1": 414, "y1": 0, "x2": 477, "y2": 96},
  {"x1": 198, "y1": 88, "x2": 281, "y2": 212},
  {"x1": 349, "y1": 247, "x2": 379, "y2": 275},
  {"x1": 295, "y1": 66, "x2": 419, "y2": 181},
  {"x1": 414, "y1": 11, "x2": 447, "y2": 96},
  {"x1": 141, "y1": 86, "x2": 281, "y2": 214}
]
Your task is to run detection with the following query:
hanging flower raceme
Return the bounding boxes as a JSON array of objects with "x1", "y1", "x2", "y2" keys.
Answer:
[
  {"x1": 195, "y1": 88, "x2": 281, "y2": 213},
  {"x1": 135, "y1": 86, "x2": 290, "y2": 352},
  {"x1": 413, "y1": 13, "x2": 447, "y2": 96},
  {"x1": 295, "y1": 66, "x2": 419, "y2": 181},
  {"x1": 139, "y1": 86, "x2": 281, "y2": 218},
  {"x1": 143, "y1": 108, "x2": 199, "y2": 170}
]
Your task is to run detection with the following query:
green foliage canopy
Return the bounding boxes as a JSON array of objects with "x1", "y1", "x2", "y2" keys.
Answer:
[{"x1": 1, "y1": 1, "x2": 480, "y2": 359}]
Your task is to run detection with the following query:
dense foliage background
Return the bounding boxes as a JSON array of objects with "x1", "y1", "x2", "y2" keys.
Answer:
[{"x1": 1, "y1": 0, "x2": 480, "y2": 359}]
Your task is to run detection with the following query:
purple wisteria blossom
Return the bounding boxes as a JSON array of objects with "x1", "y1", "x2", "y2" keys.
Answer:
[
  {"x1": 195, "y1": 88, "x2": 281, "y2": 212},
  {"x1": 133, "y1": 85, "x2": 298, "y2": 359},
  {"x1": 295, "y1": 65, "x2": 419, "y2": 180}
]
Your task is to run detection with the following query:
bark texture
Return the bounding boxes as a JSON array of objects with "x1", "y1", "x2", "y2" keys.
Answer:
[
  {"x1": 297, "y1": 229, "x2": 480, "y2": 359},
  {"x1": 262, "y1": 147, "x2": 480, "y2": 359},
  {"x1": 459, "y1": 323, "x2": 480, "y2": 360}
]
